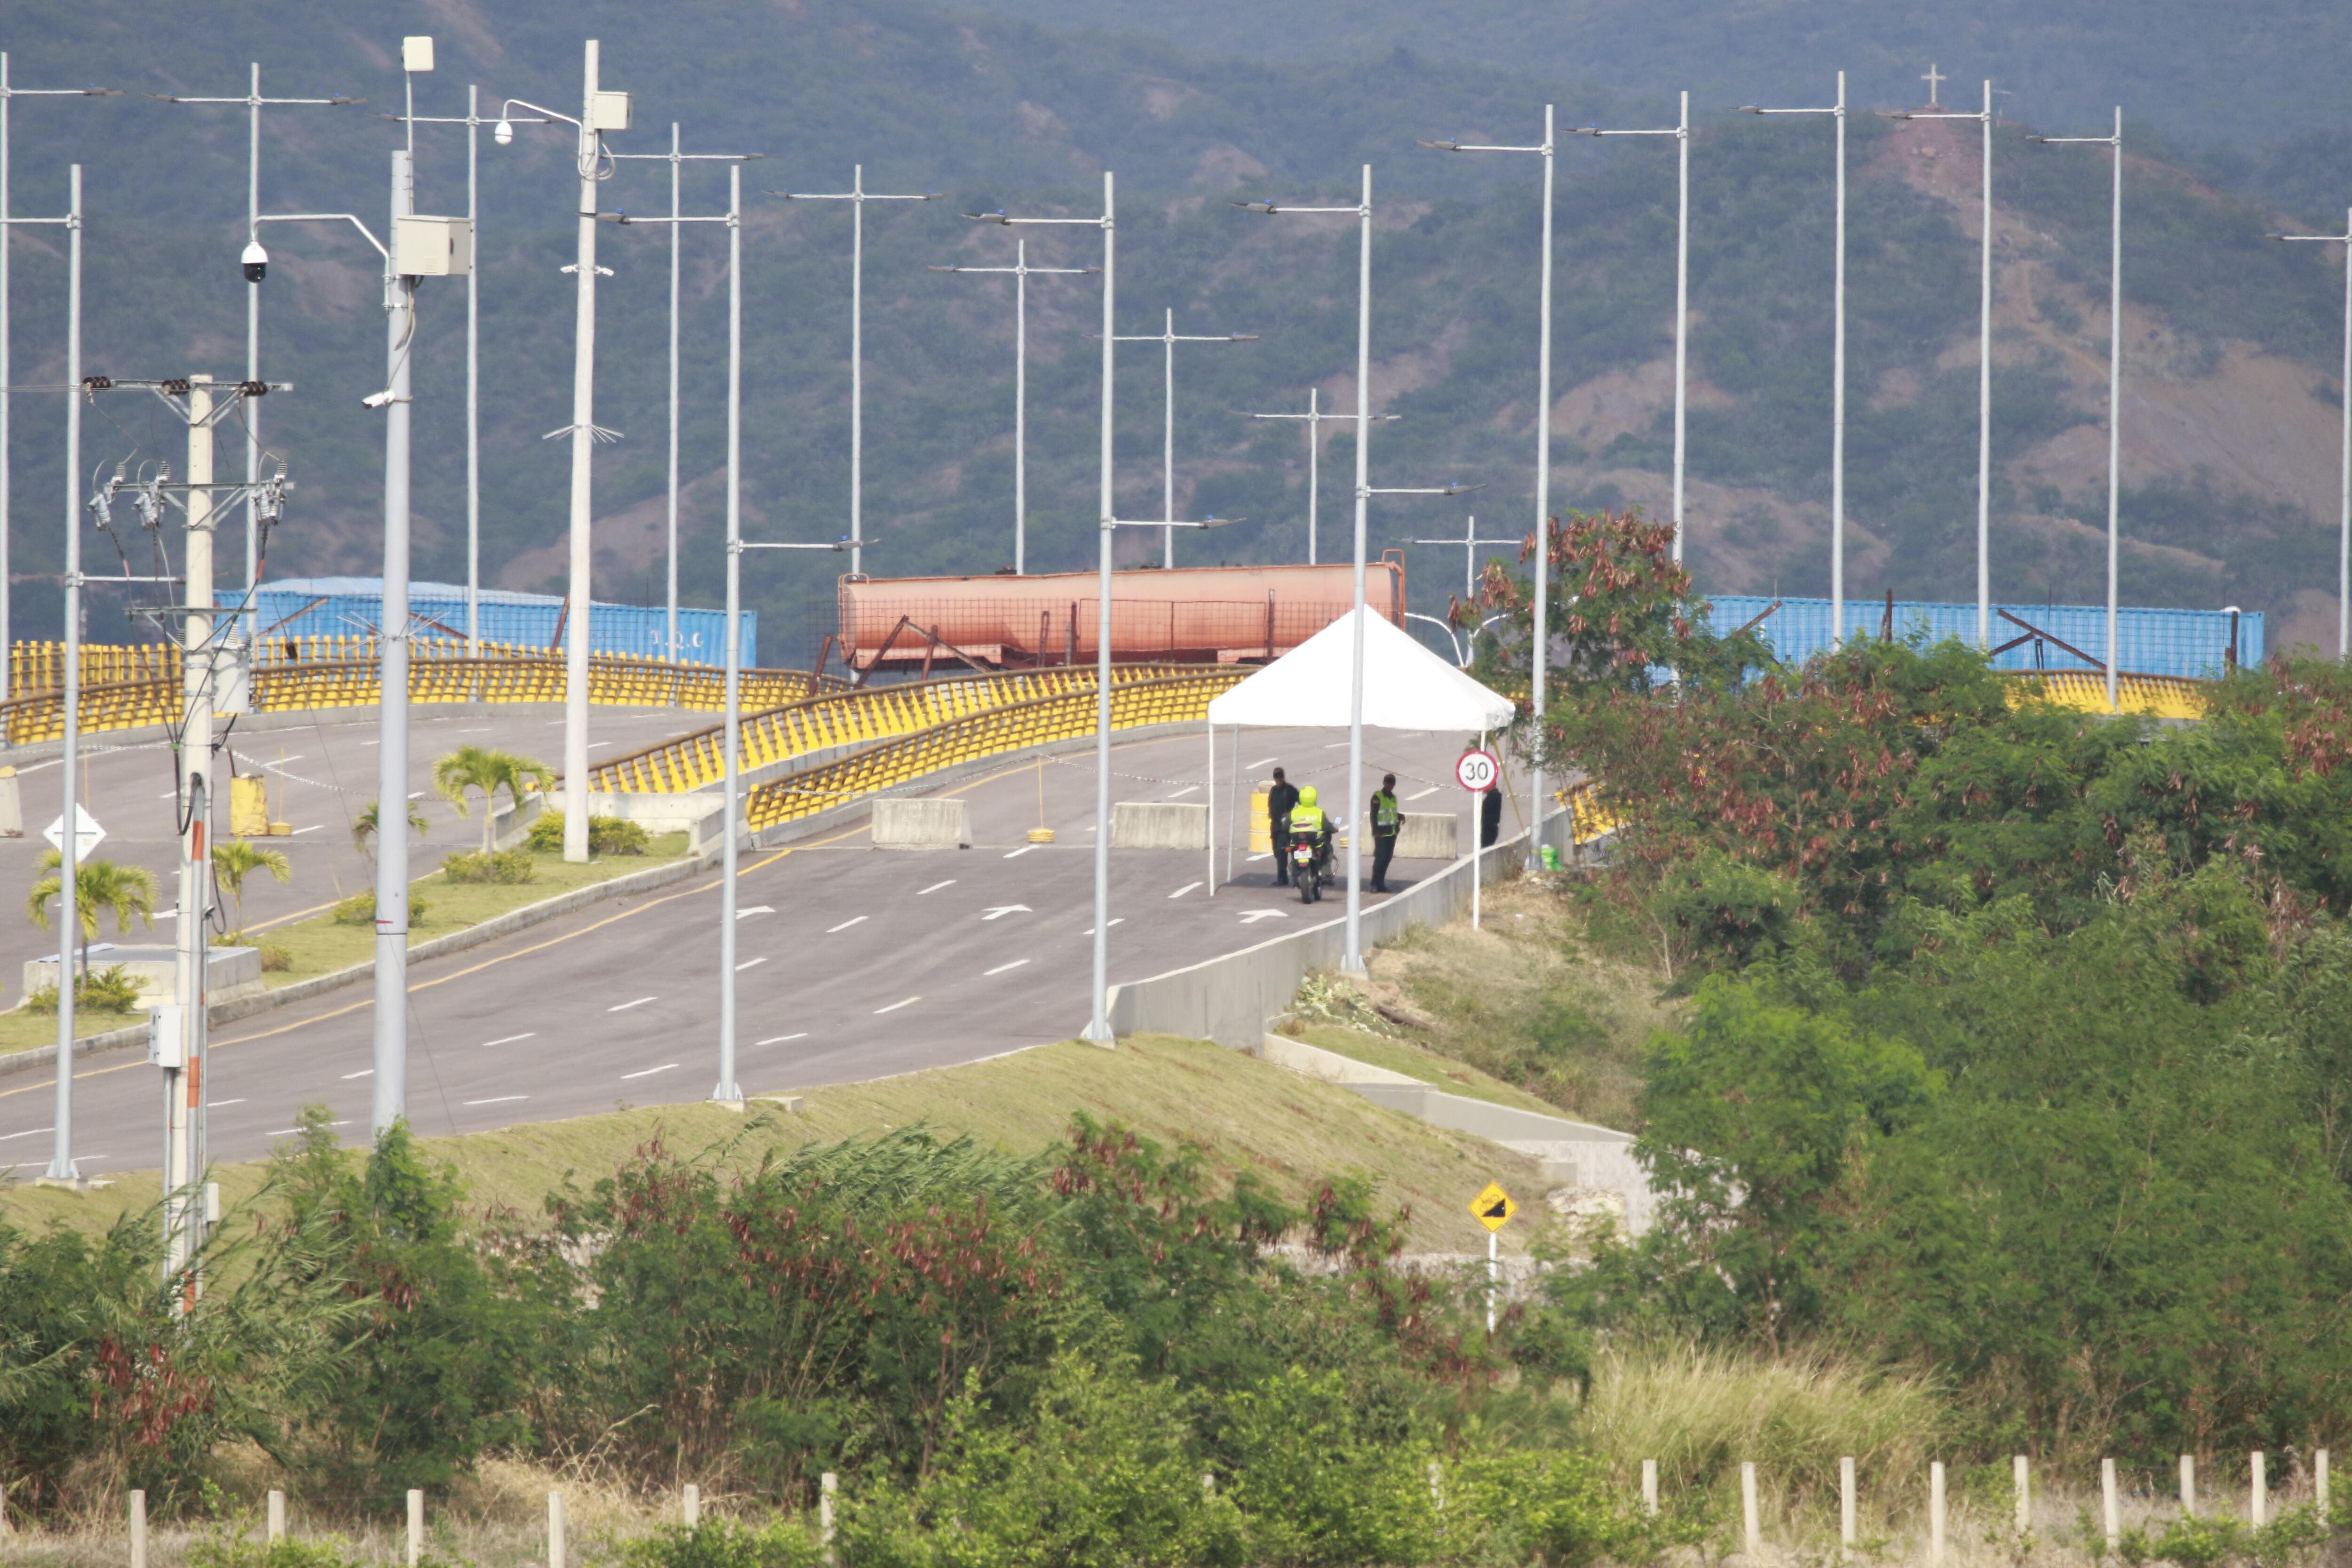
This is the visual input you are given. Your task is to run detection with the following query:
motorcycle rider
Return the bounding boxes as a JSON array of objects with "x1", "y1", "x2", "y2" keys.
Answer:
[{"x1": 1288, "y1": 785, "x2": 1333, "y2": 886}]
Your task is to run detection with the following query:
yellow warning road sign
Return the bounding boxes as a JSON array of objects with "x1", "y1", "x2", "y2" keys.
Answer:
[{"x1": 1470, "y1": 1181, "x2": 1517, "y2": 1232}]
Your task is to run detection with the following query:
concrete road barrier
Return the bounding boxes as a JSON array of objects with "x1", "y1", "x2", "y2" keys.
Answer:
[
  {"x1": 23, "y1": 944, "x2": 262, "y2": 1007},
  {"x1": 1395, "y1": 811, "x2": 1456, "y2": 860},
  {"x1": 0, "y1": 766, "x2": 20, "y2": 836},
  {"x1": 1111, "y1": 801, "x2": 1208, "y2": 850},
  {"x1": 873, "y1": 797, "x2": 971, "y2": 850}
]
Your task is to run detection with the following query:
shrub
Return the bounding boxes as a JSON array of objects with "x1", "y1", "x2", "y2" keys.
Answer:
[
  {"x1": 527, "y1": 811, "x2": 650, "y2": 856},
  {"x1": 187, "y1": 1532, "x2": 364, "y2": 1568},
  {"x1": 621, "y1": 1517, "x2": 827, "y2": 1568},
  {"x1": 258, "y1": 942, "x2": 293, "y2": 972},
  {"x1": 24, "y1": 963, "x2": 145, "y2": 1015},
  {"x1": 330, "y1": 892, "x2": 427, "y2": 926},
  {"x1": 441, "y1": 849, "x2": 536, "y2": 884}
]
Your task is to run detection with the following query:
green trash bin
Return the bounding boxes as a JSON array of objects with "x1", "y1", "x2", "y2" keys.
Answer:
[{"x1": 1540, "y1": 844, "x2": 1560, "y2": 871}]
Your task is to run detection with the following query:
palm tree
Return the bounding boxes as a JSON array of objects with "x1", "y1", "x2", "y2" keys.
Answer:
[
  {"x1": 28, "y1": 851, "x2": 160, "y2": 978},
  {"x1": 212, "y1": 837, "x2": 291, "y2": 934},
  {"x1": 351, "y1": 798, "x2": 430, "y2": 864},
  {"x1": 433, "y1": 745, "x2": 554, "y2": 855}
]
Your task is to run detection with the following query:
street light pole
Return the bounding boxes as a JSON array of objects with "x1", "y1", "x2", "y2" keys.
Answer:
[
  {"x1": 2278, "y1": 204, "x2": 2352, "y2": 663},
  {"x1": 930, "y1": 242, "x2": 1098, "y2": 573},
  {"x1": 1894, "y1": 81, "x2": 1998, "y2": 647},
  {"x1": 0, "y1": 63, "x2": 114, "y2": 707},
  {"x1": 1579, "y1": 94, "x2": 1694, "y2": 564},
  {"x1": 1108, "y1": 311, "x2": 1258, "y2": 567},
  {"x1": 966, "y1": 181, "x2": 1116, "y2": 1039},
  {"x1": 1423, "y1": 109, "x2": 1558, "y2": 855},
  {"x1": 1406, "y1": 514, "x2": 1518, "y2": 601},
  {"x1": 2047, "y1": 111, "x2": 2130, "y2": 708},
  {"x1": 157, "y1": 66, "x2": 358, "y2": 669},
  {"x1": 1743, "y1": 73, "x2": 1849, "y2": 645},
  {"x1": 1245, "y1": 390, "x2": 1398, "y2": 565},
  {"x1": 611, "y1": 133, "x2": 760, "y2": 663},
  {"x1": 773, "y1": 168, "x2": 939, "y2": 577}
]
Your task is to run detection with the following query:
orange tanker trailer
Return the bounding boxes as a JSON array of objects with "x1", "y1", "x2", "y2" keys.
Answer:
[{"x1": 831, "y1": 558, "x2": 1406, "y2": 675}]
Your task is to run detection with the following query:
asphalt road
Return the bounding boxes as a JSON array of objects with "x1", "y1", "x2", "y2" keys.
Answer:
[
  {"x1": 0, "y1": 705, "x2": 700, "y2": 990},
  {"x1": 0, "y1": 722, "x2": 1521, "y2": 1178}
]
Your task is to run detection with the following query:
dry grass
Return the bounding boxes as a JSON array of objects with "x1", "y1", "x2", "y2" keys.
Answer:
[{"x1": 1353, "y1": 870, "x2": 1684, "y2": 1130}]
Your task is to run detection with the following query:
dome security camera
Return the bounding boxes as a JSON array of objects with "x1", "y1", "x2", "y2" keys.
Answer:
[
  {"x1": 493, "y1": 118, "x2": 513, "y2": 146},
  {"x1": 241, "y1": 240, "x2": 268, "y2": 283}
]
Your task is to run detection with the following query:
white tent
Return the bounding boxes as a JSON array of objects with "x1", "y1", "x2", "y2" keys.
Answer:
[{"x1": 1208, "y1": 606, "x2": 1513, "y2": 731}]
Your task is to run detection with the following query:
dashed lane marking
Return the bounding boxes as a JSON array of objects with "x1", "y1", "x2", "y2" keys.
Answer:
[
  {"x1": 1246, "y1": 756, "x2": 1278, "y2": 769},
  {"x1": 608, "y1": 996, "x2": 658, "y2": 1012},
  {"x1": 1406, "y1": 786, "x2": 1439, "y2": 801},
  {"x1": 980, "y1": 905, "x2": 1031, "y2": 921},
  {"x1": 756, "y1": 1032, "x2": 807, "y2": 1044},
  {"x1": 873, "y1": 996, "x2": 920, "y2": 1014},
  {"x1": 1003, "y1": 844, "x2": 1037, "y2": 859},
  {"x1": 1168, "y1": 882, "x2": 1201, "y2": 899},
  {"x1": 1240, "y1": 909, "x2": 1288, "y2": 923},
  {"x1": 827, "y1": 915, "x2": 867, "y2": 933},
  {"x1": 340, "y1": 1069, "x2": 373, "y2": 1080},
  {"x1": 918, "y1": 880, "x2": 956, "y2": 894},
  {"x1": 462, "y1": 1095, "x2": 527, "y2": 1106},
  {"x1": 481, "y1": 1033, "x2": 536, "y2": 1048},
  {"x1": 1165, "y1": 785, "x2": 1199, "y2": 798},
  {"x1": 1081, "y1": 918, "x2": 1125, "y2": 934},
  {"x1": 736, "y1": 957, "x2": 767, "y2": 971},
  {"x1": 984, "y1": 959, "x2": 1030, "y2": 976},
  {"x1": 620, "y1": 1063, "x2": 677, "y2": 1080},
  {"x1": 269, "y1": 1120, "x2": 349, "y2": 1136},
  {"x1": 737, "y1": 905, "x2": 775, "y2": 918}
]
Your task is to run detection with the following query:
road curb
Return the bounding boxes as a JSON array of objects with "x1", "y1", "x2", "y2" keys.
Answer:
[{"x1": 0, "y1": 848, "x2": 719, "y2": 1080}]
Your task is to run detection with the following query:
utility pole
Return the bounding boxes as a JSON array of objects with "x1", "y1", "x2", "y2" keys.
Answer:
[
  {"x1": 1246, "y1": 390, "x2": 1398, "y2": 566},
  {"x1": 1107, "y1": 310, "x2": 1257, "y2": 567},
  {"x1": 0, "y1": 61, "x2": 116, "y2": 708},
  {"x1": 373, "y1": 151, "x2": 418, "y2": 1134}
]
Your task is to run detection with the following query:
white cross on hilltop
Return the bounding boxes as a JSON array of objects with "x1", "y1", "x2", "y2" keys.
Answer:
[{"x1": 1922, "y1": 63, "x2": 1946, "y2": 107}]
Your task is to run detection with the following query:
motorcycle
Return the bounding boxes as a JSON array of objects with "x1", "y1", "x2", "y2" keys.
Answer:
[{"x1": 1291, "y1": 835, "x2": 1323, "y2": 904}]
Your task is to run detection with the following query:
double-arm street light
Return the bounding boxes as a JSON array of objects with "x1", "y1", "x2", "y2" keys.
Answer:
[
  {"x1": 930, "y1": 241, "x2": 1099, "y2": 573},
  {"x1": 158, "y1": 64, "x2": 359, "y2": 664},
  {"x1": 1741, "y1": 73, "x2": 1850, "y2": 645},
  {"x1": 2040, "y1": 110, "x2": 2130, "y2": 705},
  {"x1": 1243, "y1": 391, "x2": 1398, "y2": 565},
  {"x1": 0, "y1": 59, "x2": 115, "y2": 705},
  {"x1": 1421, "y1": 112, "x2": 1559, "y2": 843},
  {"x1": 1892, "y1": 81, "x2": 1997, "y2": 648},
  {"x1": 773, "y1": 168, "x2": 939, "y2": 578},
  {"x1": 495, "y1": 40, "x2": 633, "y2": 865},
  {"x1": 613, "y1": 130, "x2": 761, "y2": 666},
  {"x1": 1107, "y1": 311, "x2": 1258, "y2": 567},
  {"x1": 1580, "y1": 94, "x2": 1694, "y2": 565},
  {"x1": 1233, "y1": 169, "x2": 1481, "y2": 973},
  {"x1": 2274, "y1": 206, "x2": 2351, "y2": 662},
  {"x1": 387, "y1": 62, "x2": 551, "y2": 656}
]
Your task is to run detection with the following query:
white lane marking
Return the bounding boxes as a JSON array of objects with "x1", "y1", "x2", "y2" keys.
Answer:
[
  {"x1": 984, "y1": 959, "x2": 1030, "y2": 976},
  {"x1": 873, "y1": 995, "x2": 921, "y2": 1014},
  {"x1": 269, "y1": 1120, "x2": 349, "y2": 1135},
  {"x1": 158, "y1": 788, "x2": 178, "y2": 799},
  {"x1": 737, "y1": 905, "x2": 774, "y2": 918},
  {"x1": 736, "y1": 956, "x2": 767, "y2": 971},
  {"x1": 361, "y1": 740, "x2": 380, "y2": 747},
  {"x1": 756, "y1": 1032, "x2": 808, "y2": 1045},
  {"x1": 1246, "y1": 756, "x2": 1278, "y2": 768},
  {"x1": 261, "y1": 755, "x2": 308, "y2": 768},
  {"x1": 462, "y1": 1095, "x2": 528, "y2": 1106},
  {"x1": 588, "y1": 741, "x2": 613, "y2": 749},
  {"x1": 481, "y1": 1033, "x2": 537, "y2": 1048},
  {"x1": 211, "y1": 1099, "x2": 247, "y2": 1107},
  {"x1": 340, "y1": 1069, "x2": 373, "y2": 1080},
  {"x1": 1247, "y1": 852, "x2": 1271, "y2": 862},
  {"x1": 980, "y1": 905, "x2": 1031, "y2": 921},
  {"x1": 406, "y1": 791, "x2": 427, "y2": 800},
  {"x1": 1323, "y1": 740, "x2": 1350, "y2": 749},
  {"x1": 608, "y1": 995, "x2": 658, "y2": 1012},
  {"x1": 1406, "y1": 786, "x2": 1439, "y2": 801},
  {"x1": 0, "y1": 1126, "x2": 54, "y2": 1141},
  {"x1": 620, "y1": 1063, "x2": 677, "y2": 1080},
  {"x1": 918, "y1": 880, "x2": 956, "y2": 894},
  {"x1": 291, "y1": 824, "x2": 323, "y2": 836},
  {"x1": 454, "y1": 727, "x2": 492, "y2": 734},
  {"x1": 1081, "y1": 918, "x2": 1126, "y2": 934},
  {"x1": 826, "y1": 915, "x2": 867, "y2": 933},
  {"x1": 1003, "y1": 844, "x2": 1037, "y2": 859},
  {"x1": 1240, "y1": 908, "x2": 1288, "y2": 923},
  {"x1": 1165, "y1": 785, "x2": 1200, "y2": 799},
  {"x1": 1168, "y1": 882, "x2": 1201, "y2": 899}
]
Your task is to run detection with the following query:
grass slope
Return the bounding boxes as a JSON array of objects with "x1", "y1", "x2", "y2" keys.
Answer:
[{"x1": 0, "y1": 1033, "x2": 1543, "y2": 1254}]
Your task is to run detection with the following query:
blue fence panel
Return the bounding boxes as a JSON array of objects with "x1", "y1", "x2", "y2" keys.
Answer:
[
  {"x1": 252, "y1": 578, "x2": 755, "y2": 668},
  {"x1": 1705, "y1": 596, "x2": 2257, "y2": 680}
]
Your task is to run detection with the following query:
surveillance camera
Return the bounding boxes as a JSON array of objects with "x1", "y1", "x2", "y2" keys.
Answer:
[
  {"x1": 361, "y1": 389, "x2": 395, "y2": 409},
  {"x1": 241, "y1": 240, "x2": 268, "y2": 283},
  {"x1": 493, "y1": 118, "x2": 513, "y2": 147}
]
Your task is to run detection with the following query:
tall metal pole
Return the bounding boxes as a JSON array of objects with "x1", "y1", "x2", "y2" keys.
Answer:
[
  {"x1": 1088, "y1": 170, "x2": 1117, "y2": 1042},
  {"x1": 373, "y1": 151, "x2": 417, "y2": 1134},
  {"x1": 466, "y1": 86, "x2": 482, "y2": 655},
  {"x1": 164, "y1": 375, "x2": 217, "y2": 1286},
  {"x1": 1164, "y1": 308, "x2": 1176, "y2": 566},
  {"x1": 40, "y1": 167, "x2": 83, "y2": 1186},
  {"x1": 1308, "y1": 386, "x2": 1318, "y2": 565},
  {"x1": 561, "y1": 42, "x2": 601, "y2": 864},
  {"x1": 716, "y1": 165, "x2": 744, "y2": 1102},
  {"x1": 2341, "y1": 201, "x2": 2349, "y2": 663},
  {"x1": 2047, "y1": 111, "x2": 2130, "y2": 705},
  {"x1": 1530, "y1": 116, "x2": 1555, "y2": 853},
  {"x1": 667, "y1": 123, "x2": 682, "y2": 662},
  {"x1": 1979, "y1": 80, "x2": 1994, "y2": 648},
  {"x1": 1674, "y1": 92, "x2": 1691, "y2": 564},
  {"x1": 1345, "y1": 163, "x2": 1372, "y2": 975}
]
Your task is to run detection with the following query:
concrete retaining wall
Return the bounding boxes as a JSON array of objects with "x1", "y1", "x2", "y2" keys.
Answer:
[
  {"x1": 873, "y1": 798, "x2": 972, "y2": 849},
  {"x1": 1112, "y1": 801, "x2": 1208, "y2": 850},
  {"x1": 24, "y1": 945, "x2": 262, "y2": 1007}
]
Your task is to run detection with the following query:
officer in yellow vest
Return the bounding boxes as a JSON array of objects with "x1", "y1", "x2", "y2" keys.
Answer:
[
  {"x1": 1369, "y1": 773, "x2": 1402, "y2": 893},
  {"x1": 1288, "y1": 785, "x2": 1328, "y2": 879}
]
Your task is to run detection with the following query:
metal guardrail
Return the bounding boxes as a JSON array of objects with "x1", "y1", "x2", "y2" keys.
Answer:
[
  {"x1": 587, "y1": 664, "x2": 1227, "y2": 795},
  {"x1": 743, "y1": 669, "x2": 1246, "y2": 833},
  {"x1": 0, "y1": 641, "x2": 843, "y2": 747}
]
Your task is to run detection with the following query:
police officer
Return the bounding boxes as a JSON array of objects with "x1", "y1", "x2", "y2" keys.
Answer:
[
  {"x1": 1369, "y1": 773, "x2": 1402, "y2": 893},
  {"x1": 1289, "y1": 785, "x2": 1329, "y2": 883},
  {"x1": 1265, "y1": 766, "x2": 1299, "y2": 885},
  {"x1": 1480, "y1": 780, "x2": 1503, "y2": 848}
]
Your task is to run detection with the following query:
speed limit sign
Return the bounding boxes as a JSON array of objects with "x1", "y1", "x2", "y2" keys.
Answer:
[{"x1": 1455, "y1": 748, "x2": 1500, "y2": 792}]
